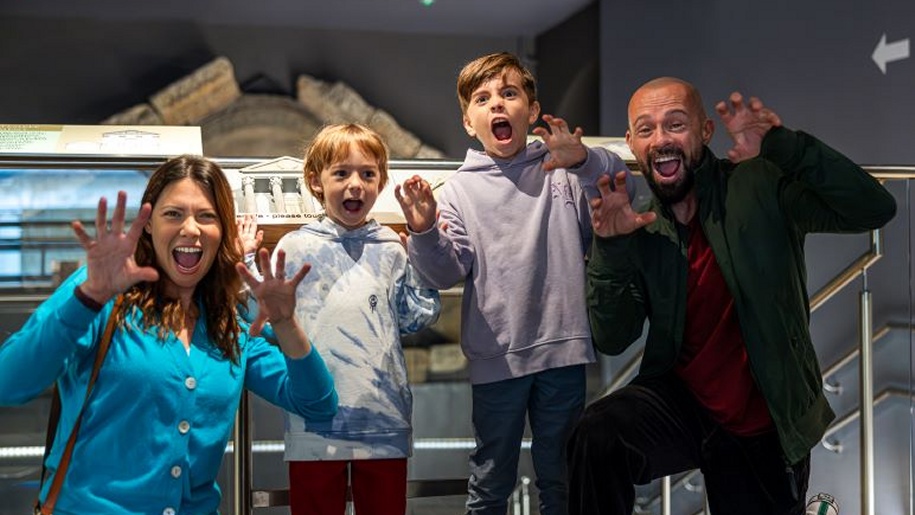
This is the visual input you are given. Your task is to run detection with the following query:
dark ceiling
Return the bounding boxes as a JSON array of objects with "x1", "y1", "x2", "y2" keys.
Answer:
[{"x1": 0, "y1": 0, "x2": 593, "y2": 36}]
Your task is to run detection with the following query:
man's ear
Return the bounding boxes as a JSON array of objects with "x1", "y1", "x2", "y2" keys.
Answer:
[
  {"x1": 625, "y1": 129, "x2": 632, "y2": 149},
  {"x1": 702, "y1": 118, "x2": 715, "y2": 145}
]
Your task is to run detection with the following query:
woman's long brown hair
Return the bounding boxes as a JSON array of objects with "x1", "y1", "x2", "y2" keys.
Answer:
[{"x1": 118, "y1": 155, "x2": 243, "y2": 362}]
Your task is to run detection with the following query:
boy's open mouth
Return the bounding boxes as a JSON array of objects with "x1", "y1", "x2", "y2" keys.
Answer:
[
  {"x1": 343, "y1": 199, "x2": 364, "y2": 212},
  {"x1": 492, "y1": 120, "x2": 512, "y2": 141}
]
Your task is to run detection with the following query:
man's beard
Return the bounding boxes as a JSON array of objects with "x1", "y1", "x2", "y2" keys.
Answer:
[{"x1": 641, "y1": 145, "x2": 701, "y2": 205}]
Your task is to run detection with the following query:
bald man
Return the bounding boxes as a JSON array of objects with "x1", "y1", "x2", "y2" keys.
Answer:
[{"x1": 567, "y1": 78, "x2": 897, "y2": 514}]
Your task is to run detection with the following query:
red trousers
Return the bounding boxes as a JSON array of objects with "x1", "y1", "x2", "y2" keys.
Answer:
[{"x1": 288, "y1": 459, "x2": 408, "y2": 515}]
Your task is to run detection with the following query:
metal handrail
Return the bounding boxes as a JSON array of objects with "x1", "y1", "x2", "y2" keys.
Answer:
[
  {"x1": 809, "y1": 229, "x2": 883, "y2": 310},
  {"x1": 860, "y1": 165, "x2": 915, "y2": 179},
  {"x1": 821, "y1": 387, "x2": 909, "y2": 453},
  {"x1": 821, "y1": 323, "x2": 913, "y2": 394},
  {"x1": 637, "y1": 472, "x2": 701, "y2": 513},
  {"x1": 596, "y1": 226, "x2": 883, "y2": 401},
  {"x1": 821, "y1": 324, "x2": 893, "y2": 390}
]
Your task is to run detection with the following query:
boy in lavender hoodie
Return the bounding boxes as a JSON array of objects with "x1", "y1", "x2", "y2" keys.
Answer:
[{"x1": 395, "y1": 52, "x2": 631, "y2": 515}]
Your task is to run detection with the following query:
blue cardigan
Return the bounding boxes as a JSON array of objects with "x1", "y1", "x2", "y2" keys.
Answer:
[{"x1": 0, "y1": 267, "x2": 337, "y2": 515}]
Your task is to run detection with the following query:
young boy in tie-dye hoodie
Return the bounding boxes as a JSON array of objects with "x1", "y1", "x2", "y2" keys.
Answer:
[{"x1": 271, "y1": 123, "x2": 440, "y2": 515}]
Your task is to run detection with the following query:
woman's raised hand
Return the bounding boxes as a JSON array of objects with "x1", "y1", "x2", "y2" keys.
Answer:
[
  {"x1": 71, "y1": 191, "x2": 159, "y2": 304},
  {"x1": 236, "y1": 248, "x2": 310, "y2": 336}
]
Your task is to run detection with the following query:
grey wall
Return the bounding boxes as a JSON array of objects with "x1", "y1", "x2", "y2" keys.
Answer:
[
  {"x1": 598, "y1": 0, "x2": 915, "y2": 164},
  {"x1": 536, "y1": 2, "x2": 601, "y2": 136}
]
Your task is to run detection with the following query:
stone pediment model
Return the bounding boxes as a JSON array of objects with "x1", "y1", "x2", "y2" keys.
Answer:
[
  {"x1": 233, "y1": 156, "x2": 322, "y2": 223},
  {"x1": 102, "y1": 57, "x2": 444, "y2": 160}
]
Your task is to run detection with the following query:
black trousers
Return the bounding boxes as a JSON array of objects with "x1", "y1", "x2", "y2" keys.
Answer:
[{"x1": 567, "y1": 373, "x2": 809, "y2": 515}]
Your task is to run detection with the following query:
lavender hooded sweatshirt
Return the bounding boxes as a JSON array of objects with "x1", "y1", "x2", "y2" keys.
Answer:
[{"x1": 408, "y1": 141, "x2": 629, "y2": 384}]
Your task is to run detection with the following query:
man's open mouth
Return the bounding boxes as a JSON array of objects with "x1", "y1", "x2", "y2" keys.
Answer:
[{"x1": 652, "y1": 149, "x2": 685, "y2": 178}]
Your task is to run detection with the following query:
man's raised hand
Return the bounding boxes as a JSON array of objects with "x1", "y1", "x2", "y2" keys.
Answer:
[{"x1": 591, "y1": 172, "x2": 656, "y2": 238}]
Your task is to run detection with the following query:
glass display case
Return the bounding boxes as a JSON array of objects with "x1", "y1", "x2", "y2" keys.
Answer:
[{"x1": 0, "y1": 153, "x2": 472, "y2": 515}]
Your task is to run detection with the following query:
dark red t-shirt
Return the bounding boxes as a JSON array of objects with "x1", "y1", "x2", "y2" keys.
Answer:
[{"x1": 674, "y1": 217, "x2": 773, "y2": 436}]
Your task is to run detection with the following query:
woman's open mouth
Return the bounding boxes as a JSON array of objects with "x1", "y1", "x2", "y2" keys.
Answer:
[{"x1": 173, "y1": 246, "x2": 202, "y2": 273}]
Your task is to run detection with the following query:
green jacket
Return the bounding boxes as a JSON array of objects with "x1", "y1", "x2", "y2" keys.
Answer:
[{"x1": 587, "y1": 127, "x2": 897, "y2": 465}]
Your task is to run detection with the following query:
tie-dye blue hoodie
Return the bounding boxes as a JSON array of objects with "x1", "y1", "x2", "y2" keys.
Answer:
[{"x1": 276, "y1": 217, "x2": 441, "y2": 460}]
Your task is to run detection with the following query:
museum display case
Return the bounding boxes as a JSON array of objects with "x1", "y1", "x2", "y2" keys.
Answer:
[{"x1": 0, "y1": 151, "x2": 476, "y2": 514}]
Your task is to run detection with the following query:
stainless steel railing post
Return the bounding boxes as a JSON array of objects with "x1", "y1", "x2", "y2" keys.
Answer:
[
  {"x1": 233, "y1": 392, "x2": 252, "y2": 515},
  {"x1": 660, "y1": 475, "x2": 671, "y2": 515},
  {"x1": 859, "y1": 286, "x2": 875, "y2": 515}
]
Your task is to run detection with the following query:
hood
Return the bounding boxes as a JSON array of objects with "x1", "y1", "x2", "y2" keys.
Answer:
[
  {"x1": 457, "y1": 140, "x2": 549, "y2": 173},
  {"x1": 299, "y1": 216, "x2": 401, "y2": 244}
]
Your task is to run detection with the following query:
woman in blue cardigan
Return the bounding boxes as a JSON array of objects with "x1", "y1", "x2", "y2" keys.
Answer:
[{"x1": 0, "y1": 155, "x2": 337, "y2": 515}]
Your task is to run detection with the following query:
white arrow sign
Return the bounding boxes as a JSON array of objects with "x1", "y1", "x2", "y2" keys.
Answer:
[{"x1": 872, "y1": 33, "x2": 909, "y2": 74}]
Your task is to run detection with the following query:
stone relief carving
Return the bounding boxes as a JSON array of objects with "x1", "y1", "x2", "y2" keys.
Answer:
[{"x1": 101, "y1": 56, "x2": 444, "y2": 159}]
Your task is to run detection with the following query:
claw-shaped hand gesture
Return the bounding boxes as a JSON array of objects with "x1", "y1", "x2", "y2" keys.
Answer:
[
  {"x1": 236, "y1": 248, "x2": 310, "y2": 336},
  {"x1": 590, "y1": 172, "x2": 657, "y2": 238},
  {"x1": 395, "y1": 175, "x2": 438, "y2": 234},
  {"x1": 236, "y1": 213, "x2": 263, "y2": 256},
  {"x1": 533, "y1": 114, "x2": 588, "y2": 171},
  {"x1": 71, "y1": 191, "x2": 159, "y2": 304},
  {"x1": 714, "y1": 92, "x2": 782, "y2": 163}
]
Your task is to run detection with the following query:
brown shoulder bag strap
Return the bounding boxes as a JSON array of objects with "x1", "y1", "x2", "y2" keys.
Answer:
[{"x1": 36, "y1": 296, "x2": 123, "y2": 515}]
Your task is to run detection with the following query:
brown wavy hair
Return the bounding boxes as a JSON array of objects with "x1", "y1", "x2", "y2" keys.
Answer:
[
  {"x1": 456, "y1": 52, "x2": 538, "y2": 115},
  {"x1": 117, "y1": 155, "x2": 243, "y2": 362},
  {"x1": 303, "y1": 123, "x2": 389, "y2": 205}
]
